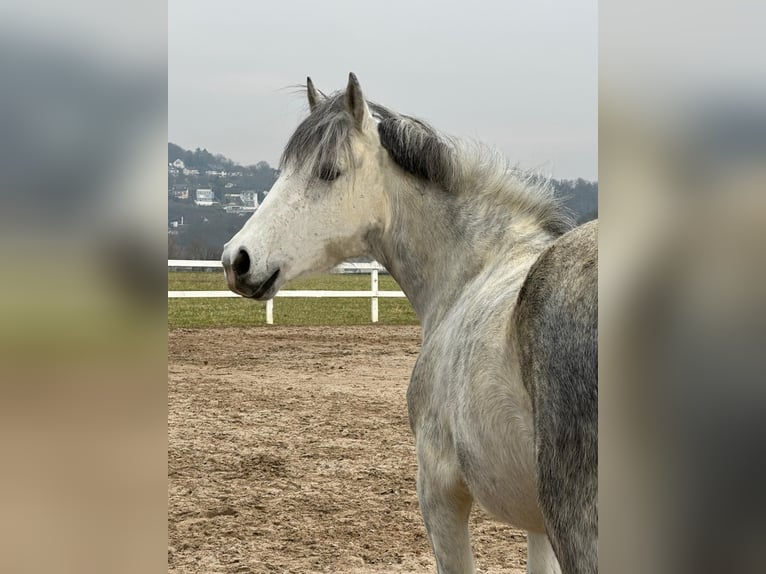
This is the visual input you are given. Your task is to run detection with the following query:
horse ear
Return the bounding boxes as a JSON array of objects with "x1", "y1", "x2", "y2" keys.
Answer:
[
  {"x1": 344, "y1": 72, "x2": 369, "y2": 129},
  {"x1": 306, "y1": 77, "x2": 324, "y2": 112}
]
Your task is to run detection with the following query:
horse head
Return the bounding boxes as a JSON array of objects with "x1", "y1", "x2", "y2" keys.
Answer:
[{"x1": 222, "y1": 73, "x2": 390, "y2": 299}]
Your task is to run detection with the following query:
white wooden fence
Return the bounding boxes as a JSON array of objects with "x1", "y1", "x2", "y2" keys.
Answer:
[{"x1": 168, "y1": 259, "x2": 406, "y2": 324}]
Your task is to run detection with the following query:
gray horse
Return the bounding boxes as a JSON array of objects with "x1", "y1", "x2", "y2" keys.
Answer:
[{"x1": 222, "y1": 74, "x2": 597, "y2": 574}]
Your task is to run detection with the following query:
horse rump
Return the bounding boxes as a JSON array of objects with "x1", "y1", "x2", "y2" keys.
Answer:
[{"x1": 514, "y1": 220, "x2": 598, "y2": 573}]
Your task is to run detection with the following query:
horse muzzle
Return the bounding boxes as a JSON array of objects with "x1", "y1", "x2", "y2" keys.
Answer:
[{"x1": 222, "y1": 247, "x2": 281, "y2": 300}]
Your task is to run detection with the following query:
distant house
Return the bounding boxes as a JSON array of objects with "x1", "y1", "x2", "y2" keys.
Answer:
[
  {"x1": 241, "y1": 190, "x2": 259, "y2": 208},
  {"x1": 224, "y1": 205, "x2": 256, "y2": 215},
  {"x1": 172, "y1": 184, "x2": 189, "y2": 200},
  {"x1": 194, "y1": 188, "x2": 215, "y2": 206},
  {"x1": 222, "y1": 191, "x2": 257, "y2": 215},
  {"x1": 172, "y1": 158, "x2": 185, "y2": 169},
  {"x1": 183, "y1": 168, "x2": 200, "y2": 176}
]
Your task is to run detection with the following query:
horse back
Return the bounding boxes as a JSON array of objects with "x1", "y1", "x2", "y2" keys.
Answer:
[{"x1": 513, "y1": 219, "x2": 598, "y2": 573}]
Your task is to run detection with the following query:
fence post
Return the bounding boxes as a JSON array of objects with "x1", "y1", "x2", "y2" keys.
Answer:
[
  {"x1": 371, "y1": 267, "x2": 379, "y2": 323},
  {"x1": 266, "y1": 299, "x2": 274, "y2": 324}
]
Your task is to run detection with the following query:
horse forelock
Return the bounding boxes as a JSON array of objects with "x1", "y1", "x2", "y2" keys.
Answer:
[
  {"x1": 280, "y1": 94, "x2": 354, "y2": 179},
  {"x1": 281, "y1": 89, "x2": 573, "y2": 236}
]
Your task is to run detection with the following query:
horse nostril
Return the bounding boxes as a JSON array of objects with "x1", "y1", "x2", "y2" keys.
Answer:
[{"x1": 233, "y1": 249, "x2": 251, "y2": 276}]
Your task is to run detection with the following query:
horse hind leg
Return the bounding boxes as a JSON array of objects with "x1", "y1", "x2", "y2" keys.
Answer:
[
  {"x1": 534, "y1": 339, "x2": 598, "y2": 572},
  {"x1": 537, "y1": 429, "x2": 598, "y2": 574},
  {"x1": 527, "y1": 531, "x2": 562, "y2": 574},
  {"x1": 416, "y1": 441, "x2": 475, "y2": 574}
]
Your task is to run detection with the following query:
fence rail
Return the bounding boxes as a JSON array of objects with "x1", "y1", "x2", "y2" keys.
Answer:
[{"x1": 168, "y1": 260, "x2": 406, "y2": 324}]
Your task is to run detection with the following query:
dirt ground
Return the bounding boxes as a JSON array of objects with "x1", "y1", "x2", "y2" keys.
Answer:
[{"x1": 168, "y1": 326, "x2": 528, "y2": 573}]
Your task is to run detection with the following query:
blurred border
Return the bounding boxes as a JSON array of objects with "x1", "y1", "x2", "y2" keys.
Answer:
[
  {"x1": 601, "y1": 1, "x2": 766, "y2": 573},
  {"x1": 0, "y1": 2, "x2": 167, "y2": 573}
]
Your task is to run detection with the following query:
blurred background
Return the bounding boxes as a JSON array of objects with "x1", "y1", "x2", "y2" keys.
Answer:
[
  {"x1": 601, "y1": 1, "x2": 766, "y2": 573},
  {"x1": 0, "y1": 1, "x2": 167, "y2": 573}
]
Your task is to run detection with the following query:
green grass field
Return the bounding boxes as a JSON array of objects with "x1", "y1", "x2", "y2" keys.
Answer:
[{"x1": 168, "y1": 271, "x2": 419, "y2": 328}]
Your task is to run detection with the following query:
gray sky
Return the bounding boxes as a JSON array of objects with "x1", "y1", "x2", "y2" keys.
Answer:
[{"x1": 169, "y1": 0, "x2": 596, "y2": 180}]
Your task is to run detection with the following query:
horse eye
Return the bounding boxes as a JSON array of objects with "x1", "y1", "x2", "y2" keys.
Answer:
[{"x1": 318, "y1": 165, "x2": 341, "y2": 182}]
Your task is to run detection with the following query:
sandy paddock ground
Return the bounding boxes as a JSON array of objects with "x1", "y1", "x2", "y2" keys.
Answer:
[{"x1": 168, "y1": 326, "x2": 527, "y2": 573}]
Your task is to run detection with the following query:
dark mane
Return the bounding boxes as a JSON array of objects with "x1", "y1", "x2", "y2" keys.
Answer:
[
  {"x1": 377, "y1": 115, "x2": 456, "y2": 190},
  {"x1": 281, "y1": 90, "x2": 573, "y2": 236}
]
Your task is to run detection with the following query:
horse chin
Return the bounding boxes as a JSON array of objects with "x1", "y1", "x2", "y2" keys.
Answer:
[
  {"x1": 249, "y1": 283, "x2": 279, "y2": 301},
  {"x1": 249, "y1": 289, "x2": 277, "y2": 302},
  {"x1": 241, "y1": 268, "x2": 282, "y2": 301}
]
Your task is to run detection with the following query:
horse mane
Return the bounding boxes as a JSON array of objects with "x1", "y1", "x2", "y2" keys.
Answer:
[{"x1": 281, "y1": 91, "x2": 574, "y2": 237}]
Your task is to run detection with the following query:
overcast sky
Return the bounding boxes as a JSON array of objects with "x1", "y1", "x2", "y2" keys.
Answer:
[{"x1": 169, "y1": 0, "x2": 597, "y2": 180}]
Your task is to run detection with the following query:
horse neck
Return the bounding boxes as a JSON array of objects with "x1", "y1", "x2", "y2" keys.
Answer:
[{"x1": 369, "y1": 177, "x2": 554, "y2": 330}]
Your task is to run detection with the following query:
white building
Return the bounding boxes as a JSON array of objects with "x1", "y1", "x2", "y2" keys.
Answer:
[
  {"x1": 172, "y1": 158, "x2": 185, "y2": 169},
  {"x1": 172, "y1": 185, "x2": 189, "y2": 200},
  {"x1": 194, "y1": 188, "x2": 215, "y2": 206},
  {"x1": 240, "y1": 191, "x2": 259, "y2": 208}
]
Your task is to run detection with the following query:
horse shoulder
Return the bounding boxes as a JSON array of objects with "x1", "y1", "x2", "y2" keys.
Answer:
[
  {"x1": 406, "y1": 271, "x2": 548, "y2": 529},
  {"x1": 410, "y1": 260, "x2": 541, "y2": 427}
]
